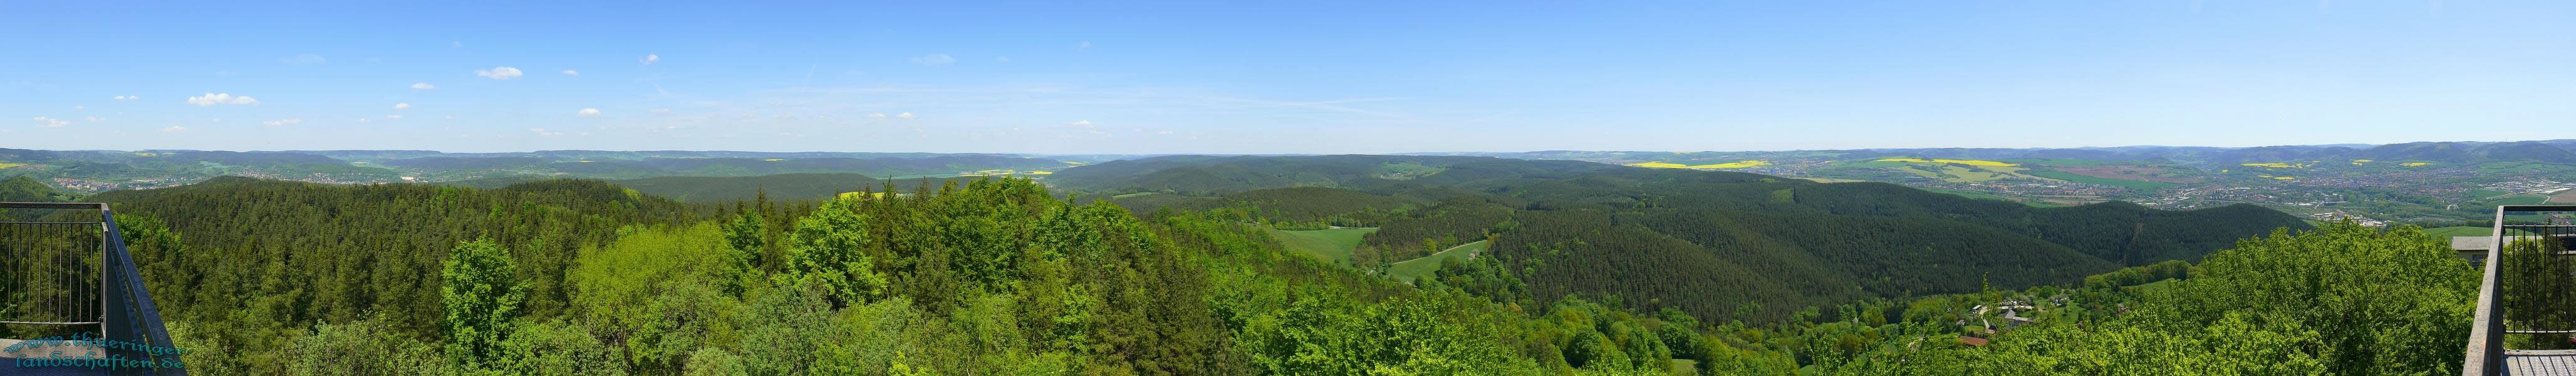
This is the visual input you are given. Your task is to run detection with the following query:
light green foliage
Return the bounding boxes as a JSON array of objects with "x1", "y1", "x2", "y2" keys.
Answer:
[
  {"x1": 567, "y1": 223, "x2": 741, "y2": 372},
  {"x1": 491, "y1": 321, "x2": 627, "y2": 375},
  {"x1": 444, "y1": 239, "x2": 524, "y2": 369},
  {"x1": 786, "y1": 197, "x2": 886, "y2": 306},
  {"x1": 283, "y1": 318, "x2": 454, "y2": 376}
]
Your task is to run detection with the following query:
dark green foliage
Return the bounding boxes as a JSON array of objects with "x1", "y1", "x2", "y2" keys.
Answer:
[
  {"x1": 1082, "y1": 155, "x2": 2309, "y2": 325},
  {"x1": 80, "y1": 169, "x2": 2389, "y2": 375}
]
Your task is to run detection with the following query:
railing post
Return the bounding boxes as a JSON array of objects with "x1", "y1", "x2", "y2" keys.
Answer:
[{"x1": 2465, "y1": 206, "x2": 2509, "y2": 375}]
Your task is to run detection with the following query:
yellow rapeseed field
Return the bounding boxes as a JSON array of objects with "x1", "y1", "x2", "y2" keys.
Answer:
[
  {"x1": 2401, "y1": 162, "x2": 2433, "y2": 167},
  {"x1": 2240, "y1": 162, "x2": 2302, "y2": 169},
  {"x1": 0, "y1": 162, "x2": 25, "y2": 169},
  {"x1": 1873, "y1": 158, "x2": 2016, "y2": 167},
  {"x1": 1026, "y1": 170, "x2": 1054, "y2": 175}
]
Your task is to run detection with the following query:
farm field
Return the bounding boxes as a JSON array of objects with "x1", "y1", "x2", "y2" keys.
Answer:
[
  {"x1": 1265, "y1": 227, "x2": 1376, "y2": 264},
  {"x1": 2025, "y1": 170, "x2": 2178, "y2": 192},
  {"x1": 1386, "y1": 239, "x2": 1488, "y2": 283},
  {"x1": 2553, "y1": 189, "x2": 2576, "y2": 204},
  {"x1": 2421, "y1": 226, "x2": 2540, "y2": 237},
  {"x1": 2050, "y1": 165, "x2": 2197, "y2": 183}
]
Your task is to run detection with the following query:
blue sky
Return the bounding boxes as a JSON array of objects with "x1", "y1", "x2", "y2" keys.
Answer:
[{"x1": 3, "y1": 1, "x2": 2570, "y2": 154}]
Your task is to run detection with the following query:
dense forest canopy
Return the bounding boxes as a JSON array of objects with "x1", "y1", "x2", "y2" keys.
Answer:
[
  {"x1": 0, "y1": 154, "x2": 2461, "y2": 375},
  {"x1": 1081, "y1": 155, "x2": 2312, "y2": 323}
]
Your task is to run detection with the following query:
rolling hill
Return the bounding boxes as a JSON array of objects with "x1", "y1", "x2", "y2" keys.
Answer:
[{"x1": 1071, "y1": 155, "x2": 2312, "y2": 322}]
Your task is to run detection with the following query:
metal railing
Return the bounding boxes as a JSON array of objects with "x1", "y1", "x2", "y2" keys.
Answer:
[
  {"x1": 0, "y1": 201, "x2": 188, "y2": 375},
  {"x1": 2464, "y1": 205, "x2": 2576, "y2": 375},
  {"x1": 0, "y1": 202, "x2": 108, "y2": 330}
]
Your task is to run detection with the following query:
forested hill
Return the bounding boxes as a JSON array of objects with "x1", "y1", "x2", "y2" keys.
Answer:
[
  {"x1": 444, "y1": 172, "x2": 981, "y2": 202},
  {"x1": 1046, "y1": 154, "x2": 1616, "y2": 195},
  {"x1": 54, "y1": 174, "x2": 1718, "y2": 373},
  {"x1": 1077, "y1": 155, "x2": 2312, "y2": 323}
]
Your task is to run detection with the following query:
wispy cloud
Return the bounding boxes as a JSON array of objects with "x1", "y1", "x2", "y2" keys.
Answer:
[
  {"x1": 160, "y1": 125, "x2": 187, "y2": 132},
  {"x1": 530, "y1": 128, "x2": 563, "y2": 136},
  {"x1": 185, "y1": 93, "x2": 259, "y2": 106},
  {"x1": 896, "y1": 112, "x2": 917, "y2": 120},
  {"x1": 640, "y1": 54, "x2": 659, "y2": 65},
  {"x1": 909, "y1": 54, "x2": 955, "y2": 66},
  {"x1": 32, "y1": 117, "x2": 69, "y2": 127},
  {"x1": 475, "y1": 66, "x2": 524, "y2": 80},
  {"x1": 393, "y1": 102, "x2": 410, "y2": 110},
  {"x1": 279, "y1": 53, "x2": 327, "y2": 66},
  {"x1": 561, "y1": 70, "x2": 579, "y2": 76},
  {"x1": 411, "y1": 83, "x2": 437, "y2": 90},
  {"x1": 1204, "y1": 97, "x2": 1408, "y2": 117},
  {"x1": 112, "y1": 95, "x2": 134, "y2": 100},
  {"x1": 577, "y1": 108, "x2": 601, "y2": 117},
  {"x1": 262, "y1": 118, "x2": 302, "y2": 127}
]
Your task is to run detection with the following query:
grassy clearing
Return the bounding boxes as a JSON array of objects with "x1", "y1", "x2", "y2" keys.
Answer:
[
  {"x1": 1386, "y1": 239, "x2": 1488, "y2": 283},
  {"x1": 1266, "y1": 227, "x2": 1377, "y2": 264},
  {"x1": 0, "y1": 162, "x2": 24, "y2": 169},
  {"x1": 1938, "y1": 165, "x2": 2003, "y2": 182},
  {"x1": 2025, "y1": 170, "x2": 2176, "y2": 191},
  {"x1": 1893, "y1": 166, "x2": 1941, "y2": 179}
]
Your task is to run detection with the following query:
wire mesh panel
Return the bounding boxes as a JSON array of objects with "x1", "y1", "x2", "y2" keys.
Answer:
[{"x1": 0, "y1": 207, "x2": 105, "y2": 340}]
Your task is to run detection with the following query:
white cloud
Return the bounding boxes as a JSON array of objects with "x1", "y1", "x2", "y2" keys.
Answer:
[
  {"x1": 112, "y1": 95, "x2": 130, "y2": 100},
  {"x1": 1157, "y1": 130, "x2": 1174, "y2": 135},
  {"x1": 561, "y1": 70, "x2": 579, "y2": 76},
  {"x1": 32, "y1": 117, "x2": 69, "y2": 127},
  {"x1": 71, "y1": 105, "x2": 83, "y2": 110},
  {"x1": 185, "y1": 93, "x2": 259, "y2": 106},
  {"x1": 908, "y1": 54, "x2": 955, "y2": 66},
  {"x1": 641, "y1": 54, "x2": 659, "y2": 65},
  {"x1": 85, "y1": 117, "x2": 102, "y2": 122},
  {"x1": 866, "y1": 113, "x2": 887, "y2": 119},
  {"x1": 393, "y1": 102, "x2": 410, "y2": 110},
  {"x1": 650, "y1": 108, "x2": 672, "y2": 115},
  {"x1": 1078, "y1": 41, "x2": 1092, "y2": 50},
  {"x1": 475, "y1": 66, "x2": 524, "y2": 80},
  {"x1": 411, "y1": 83, "x2": 437, "y2": 90},
  {"x1": 576, "y1": 108, "x2": 601, "y2": 117},
  {"x1": 280, "y1": 53, "x2": 327, "y2": 65},
  {"x1": 262, "y1": 118, "x2": 301, "y2": 127},
  {"x1": 895, "y1": 112, "x2": 917, "y2": 120},
  {"x1": 1070, "y1": 120, "x2": 1094, "y2": 128},
  {"x1": 358, "y1": 118, "x2": 373, "y2": 123},
  {"x1": 530, "y1": 128, "x2": 563, "y2": 136},
  {"x1": 162, "y1": 125, "x2": 188, "y2": 132},
  {"x1": 386, "y1": 115, "x2": 403, "y2": 120}
]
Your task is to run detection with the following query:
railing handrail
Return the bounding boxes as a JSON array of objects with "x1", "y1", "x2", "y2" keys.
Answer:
[{"x1": 2464, "y1": 205, "x2": 2576, "y2": 375}]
